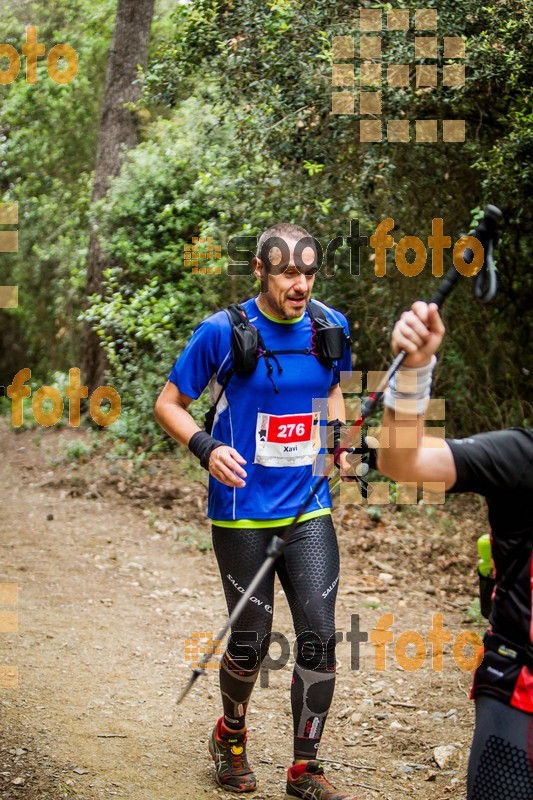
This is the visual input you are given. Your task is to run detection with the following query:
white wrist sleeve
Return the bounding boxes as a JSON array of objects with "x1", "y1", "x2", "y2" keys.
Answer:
[{"x1": 383, "y1": 355, "x2": 437, "y2": 415}]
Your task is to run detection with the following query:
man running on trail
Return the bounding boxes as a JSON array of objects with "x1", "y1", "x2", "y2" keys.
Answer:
[
  {"x1": 378, "y1": 300, "x2": 533, "y2": 800},
  {"x1": 155, "y1": 223, "x2": 359, "y2": 799}
]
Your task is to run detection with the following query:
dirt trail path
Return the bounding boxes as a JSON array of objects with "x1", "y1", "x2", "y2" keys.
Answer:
[{"x1": 0, "y1": 420, "x2": 487, "y2": 799}]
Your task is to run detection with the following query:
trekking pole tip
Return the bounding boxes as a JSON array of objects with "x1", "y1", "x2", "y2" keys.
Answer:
[{"x1": 176, "y1": 666, "x2": 206, "y2": 705}]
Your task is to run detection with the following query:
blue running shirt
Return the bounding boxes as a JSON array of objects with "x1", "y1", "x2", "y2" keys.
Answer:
[{"x1": 168, "y1": 297, "x2": 351, "y2": 523}]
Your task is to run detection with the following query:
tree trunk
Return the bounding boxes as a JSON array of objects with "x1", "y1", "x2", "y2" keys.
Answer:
[{"x1": 82, "y1": 0, "x2": 155, "y2": 394}]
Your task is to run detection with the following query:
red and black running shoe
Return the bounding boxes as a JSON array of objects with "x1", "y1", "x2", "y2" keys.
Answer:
[
  {"x1": 208, "y1": 717, "x2": 257, "y2": 793},
  {"x1": 285, "y1": 760, "x2": 359, "y2": 799}
]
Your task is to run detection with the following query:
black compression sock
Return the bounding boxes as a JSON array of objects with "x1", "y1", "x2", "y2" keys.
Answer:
[
  {"x1": 220, "y1": 651, "x2": 260, "y2": 731},
  {"x1": 291, "y1": 663, "x2": 336, "y2": 761}
]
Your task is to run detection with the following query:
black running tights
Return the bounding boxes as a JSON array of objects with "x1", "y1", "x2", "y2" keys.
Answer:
[
  {"x1": 211, "y1": 514, "x2": 340, "y2": 760},
  {"x1": 468, "y1": 695, "x2": 533, "y2": 800}
]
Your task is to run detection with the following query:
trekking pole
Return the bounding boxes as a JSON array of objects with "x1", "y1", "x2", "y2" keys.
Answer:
[
  {"x1": 328, "y1": 204, "x2": 502, "y2": 493},
  {"x1": 176, "y1": 488, "x2": 322, "y2": 704},
  {"x1": 361, "y1": 205, "x2": 501, "y2": 416},
  {"x1": 176, "y1": 205, "x2": 502, "y2": 703}
]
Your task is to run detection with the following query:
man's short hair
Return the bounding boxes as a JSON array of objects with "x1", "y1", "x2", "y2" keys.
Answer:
[{"x1": 256, "y1": 223, "x2": 317, "y2": 272}]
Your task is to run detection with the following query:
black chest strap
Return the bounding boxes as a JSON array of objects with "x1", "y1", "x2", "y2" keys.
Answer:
[{"x1": 204, "y1": 301, "x2": 349, "y2": 433}]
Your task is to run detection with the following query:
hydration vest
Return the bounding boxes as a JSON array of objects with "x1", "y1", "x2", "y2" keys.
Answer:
[{"x1": 204, "y1": 300, "x2": 351, "y2": 434}]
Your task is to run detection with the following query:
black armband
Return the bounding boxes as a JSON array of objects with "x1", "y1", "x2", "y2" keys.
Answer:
[{"x1": 188, "y1": 431, "x2": 225, "y2": 471}]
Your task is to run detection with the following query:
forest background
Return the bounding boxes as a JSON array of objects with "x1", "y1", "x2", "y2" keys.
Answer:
[{"x1": 0, "y1": 0, "x2": 532, "y2": 457}]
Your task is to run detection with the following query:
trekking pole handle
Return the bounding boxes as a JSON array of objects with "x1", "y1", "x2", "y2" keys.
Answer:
[
  {"x1": 430, "y1": 206, "x2": 501, "y2": 308},
  {"x1": 360, "y1": 205, "x2": 502, "y2": 420},
  {"x1": 429, "y1": 265, "x2": 462, "y2": 309}
]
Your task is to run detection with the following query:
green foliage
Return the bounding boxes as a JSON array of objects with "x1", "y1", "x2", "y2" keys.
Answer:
[
  {"x1": 463, "y1": 598, "x2": 486, "y2": 627},
  {"x1": 81, "y1": 99, "x2": 247, "y2": 449},
  {"x1": 1, "y1": 0, "x2": 531, "y2": 454},
  {"x1": 83, "y1": 90, "x2": 353, "y2": 449},
  {"x1": 174, "y1": 524, "x2": 213, "y2": 553},
  {"x1": 0, "y1": 0, "x2": 115, "y2": 379},
  {"x1": 73, "y1": 0, "x2": 533, "y2": 445},
  {"x1": 61, "y1": 437, "x2": 93, "y2": 462},
  {"x1": 138, "y1": 0, "x2": 533, "y2": 438}
]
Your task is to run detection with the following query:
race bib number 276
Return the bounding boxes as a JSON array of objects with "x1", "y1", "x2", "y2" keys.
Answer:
[{"x1": 254, "y1": 411, "x2": 320, "y2": 467}]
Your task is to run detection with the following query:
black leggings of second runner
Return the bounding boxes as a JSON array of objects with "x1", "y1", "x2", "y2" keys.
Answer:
[{"x1": 467, "y1": 695, "x2": 533, "y2": 800}]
